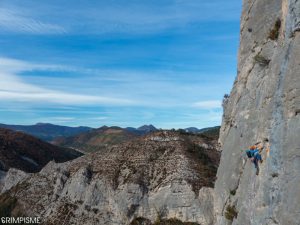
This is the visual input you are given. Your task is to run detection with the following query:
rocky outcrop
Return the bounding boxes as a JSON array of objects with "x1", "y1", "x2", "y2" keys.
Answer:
[
  {"x1": 0, "y1": 169, "x2": 29, "y2": 194},
  {"x1": 214, "y1": 0, "x2": 300, "y2": 224},
  {"x1": 1, "y1": 131, "x2": 219, "y2": 225}
]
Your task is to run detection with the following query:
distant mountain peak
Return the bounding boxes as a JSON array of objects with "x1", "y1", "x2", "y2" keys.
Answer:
[
  {"x1": 185, "y1": 127, "x2": 200, "y2": 133},
  {"x1": 137, "y1": 124, "x2": 157, "y2": 131}
]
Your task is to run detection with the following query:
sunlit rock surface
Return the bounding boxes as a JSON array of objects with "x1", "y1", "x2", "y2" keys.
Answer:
[{"x1": 214, "y1": 0, "x2": 300, "y2": 224}]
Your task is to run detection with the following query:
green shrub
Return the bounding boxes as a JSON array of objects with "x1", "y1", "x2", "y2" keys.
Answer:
[
  {"x1": 127, "y1": 204, "x2": 139, "y2": 217},
  {"x1": 268, "y1": 19, "x2": 281, "y2": 40},
  {"x1": 178, "y1": 129, "x2": 188, "y2": 135},
  {"x1": 200, "y1": 126, "x2": 221, "y2": 139},
  {"x1": 230, "y1": 189, "x2": 236, "y2": 196},
  {"x1": 130, "y1": 217, "x2": 151, "y2": 225},
  {"x1": 225, "y1": 205, "x2": 238, "y2": 221},
  {"x1": 271, "y1": 173, "x2": 279, "y2": 178},
  {"x1": 254, "y1": 54, "x2": 270, "y2": 66},
  {"x1": 0, "y1": 194, "x2": 17, "y2": 217},
  {"x1": 130, "y1": 217, "x2": 200, "y2": 225},
  {"x1": 153, "y1": 218, "x2": 200, "y2": 225}
]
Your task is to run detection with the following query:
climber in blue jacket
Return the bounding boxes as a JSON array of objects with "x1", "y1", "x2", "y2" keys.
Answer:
[{"x1": 246, "y1": 145, "x2": 263, "y2": 175}]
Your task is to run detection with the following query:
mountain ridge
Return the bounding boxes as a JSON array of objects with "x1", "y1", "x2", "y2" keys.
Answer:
[
  {"x1": 0, "y1": 130, "x2": 220, "y2": 224},
  {"x1": 0, "y1": 123, "x2": 93, "y2": 142},
  {"x1": 0, "y1": 128, "x2": 83, "y2": 173},
  {"x1": 53, "y1": 126, "x2": 140, "y2": 153}
]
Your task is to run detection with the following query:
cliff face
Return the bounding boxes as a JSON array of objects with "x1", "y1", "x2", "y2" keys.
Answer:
[
  {"x1": 1, "y1": 131, "x2": 219, "y2": 225},
  {"x1": 214, "y1": 0, "x2": 300, "y2": 224}
]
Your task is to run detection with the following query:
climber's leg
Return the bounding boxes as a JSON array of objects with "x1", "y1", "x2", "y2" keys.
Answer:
[
  {"x1": 253, "y1": 158, "x2": 258, "y2": 168},
  {"x1": 257, "y1": 154, "x2": 263, "y2": 163},
  {"x1": 256, "y1": 166, "x2": 260, "y2": 175},
  {"x1": 253, "y1": 158, "x2": 259, "y2": 175}
]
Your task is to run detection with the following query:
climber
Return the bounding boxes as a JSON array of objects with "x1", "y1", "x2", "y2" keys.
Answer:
[{"x1": 246, "y1": 145, "x2": 263, "y2": 175}]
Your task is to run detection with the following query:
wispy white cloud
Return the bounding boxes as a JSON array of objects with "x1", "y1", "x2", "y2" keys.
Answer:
[
  {"x1": 192, "y1": 100, "x2": 222, "y2": 109},
  {"x1": 91, "y1": 116, "x2": 109, "y2": 121},
  {"x1": 0, "y1": 58, "x2": 135, "y2": 106},
  {"x1": 0, "y1": 0, "x2": 240, "y2": 35},
  {"x1": 0, "y1": 8, "x2": 66, "y2": 34},
  {"x1": 0, "y1": 88, "x2": 135, "y2": 105},
  {"x1": 40, "y1": 116, "x2": 75, "y2": 122},
  {"x1": 84, "y1": 3, "x2": 237, "y2": 35},
  {"x1": 158, "y1": 110, "x2": 222, "y2": 129},
  {"x1": 0, "y1": 57, "x2": 232, "y2": 109},
  {"x1": 0, "y1": 57, "x2": 73, "y2": 76},
  {"x1": 0, "y1": 1, "x2": 239, "y2": 128},
  {"x1": 74, "y1": 0, "x2": 240, "y2": 34}
]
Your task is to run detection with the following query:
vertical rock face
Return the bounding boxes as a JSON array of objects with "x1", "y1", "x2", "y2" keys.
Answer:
[{"x1": 214, "y1": 0, "x2": 300, "y2": 224}]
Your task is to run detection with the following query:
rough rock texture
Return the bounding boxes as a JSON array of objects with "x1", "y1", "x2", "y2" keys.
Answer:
[
  {"x1": 214, "y1": 0, "x2": 300, "y2": 224},
  {"x1": 1, "y1": 131, "x2": 219, "y2": 225},
  {"x1": 0, "y1": 169, "x2": 29, "y2": 194}
]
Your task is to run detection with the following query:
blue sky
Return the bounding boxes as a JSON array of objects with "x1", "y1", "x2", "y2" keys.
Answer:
[{"x1": 0, "y1": 0, "x2": 242, "y2": 129}]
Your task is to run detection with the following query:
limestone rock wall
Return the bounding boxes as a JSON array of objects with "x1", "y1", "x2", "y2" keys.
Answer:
[
  {"x1": 0, "y1": 169, "x2": 29, "y2": 193},
  {"x1": 214, "y1": 0, "x2": 300, "y2": 224}
]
